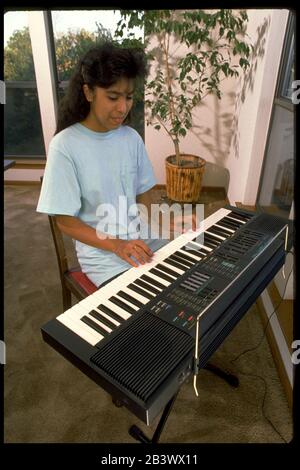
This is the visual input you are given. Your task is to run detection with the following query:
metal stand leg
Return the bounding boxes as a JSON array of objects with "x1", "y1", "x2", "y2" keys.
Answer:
[
  {"x1": 204, "y1": 362, "x2": 239, "y2": 387},
  {"x1": 129, "y1": 391, "x2": 179, "y2": 443}
]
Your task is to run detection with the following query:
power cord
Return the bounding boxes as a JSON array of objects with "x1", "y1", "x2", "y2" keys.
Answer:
[{"x1": 230, "y1": 251, "x2": 293, "y2": 443}]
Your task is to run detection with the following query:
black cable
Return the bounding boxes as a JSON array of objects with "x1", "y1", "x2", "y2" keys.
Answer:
[{"x1": 230, "y1": 250, "x2": 293, "y2": 443}]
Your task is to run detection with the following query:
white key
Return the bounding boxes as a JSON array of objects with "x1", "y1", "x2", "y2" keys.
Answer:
[
  {"x1": 76, "y1": 297, "x2": 120, "y2": 326},
  {"x1": 57, "y1": 314, "x2": 102, "y2": 346},
  {"x1": 159, "y1": 260, "x2": 185, "y2": 275},
  {"x1": 103, "y1": 299, "x2": 132, "y2": 320},
  {"x1": 214, "y1": 223, "x2": 235, "y2": 234},
  {"x1": 205, "y1": 229, "x2": 226, "y2": 241},
  {"x1": 135, "y1": 278, "x2": 163, "y2": 292},
  {"x1": 188, "y1": 240, "x2": 212, "y2": 252},
  {"x1": 146, "y1": 271, "x2": 171, "y2": 287},
  {"x1": 66, "y1": 307, "x2": 113, "y2": 334},
  {"x1": 226, "y1": 214, "x2": 246, "y2": 224},
  {"x1": 121, "y1": 286, "x2": 150, "y2": 305},
  {"x1": 85, "y1": 313, "x2": 113, "y2": 333},
  {"x1": 113, "y1": 294, "x2": 139, "y2": 311},
  {"x1": 178, "y1": 249, "x2": 200, "y2": 262}
]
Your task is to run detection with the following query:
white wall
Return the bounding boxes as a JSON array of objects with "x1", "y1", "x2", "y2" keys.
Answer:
[
  {"x1": 226, "y1": 9, "x2": 289, "y2": 204},
  {"x1": 145, "y1": 9, "x2": 290, "y2": 204}
]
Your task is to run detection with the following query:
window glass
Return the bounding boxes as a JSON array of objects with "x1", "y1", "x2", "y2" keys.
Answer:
[
  {"x1": 257, "y1": 14, "x2": 294, "y2": 218},
  {"x1": 4, "y1": 11, "x2": 46, "y2": 157},
  {"x1": 51, "y1": 10, "x2": 145, "y2": 138},
  {"x1": 278, "y1": 16, "x2": 295, "y2": 101}
]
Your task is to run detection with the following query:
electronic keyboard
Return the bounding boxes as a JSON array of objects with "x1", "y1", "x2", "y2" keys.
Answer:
[{"x1": 41, "y1": 205, "x2": 288, "y2": 425}]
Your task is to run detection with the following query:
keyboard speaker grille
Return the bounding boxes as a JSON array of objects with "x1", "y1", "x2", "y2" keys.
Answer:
[{"x1": 90, "y1": 312, "x2": 194, "y2": 403}]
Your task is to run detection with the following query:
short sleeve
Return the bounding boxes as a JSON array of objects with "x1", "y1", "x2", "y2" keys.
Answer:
[
  {"x1": 136, "y1": 136, "x2": 156, "y2": 195},
  {"x1": 36, "y1": 141, "x2": 81, "y2": 217}
]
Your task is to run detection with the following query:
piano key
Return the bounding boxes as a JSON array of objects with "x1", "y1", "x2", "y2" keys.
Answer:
[
  {"x1": 170, "y1": 252, "x2": 195, "y2": 266},
  {"x1": 62, "y1": 305, "x2": 113, "y2": 334},
  {"x1": 141, "y1": 274, "x2": 167, "y2": 289},
  {"x1": 57, "y1": 313, "x2": 102, "y2": 345},
  {"x1": 119, "y1": 286, "x2": 151, "y2": 305},
  {"x1": 102, "y1": 299, "x2": 132, "y2": 320},
  {"x1": 88, "y1": 309, "x2": 117, "y2": 330},
  {"x1": 205, "y1": 229, "x2": 226, "y2": 241},
  {"x1": 81, "y1": 315, "x2": 109, "y2": 337},
  {"x1": 149, "y1": 267, "x2": 175, "y2": 283},
  {"x1": 208, "y1": 224, "x2": 232, "y2": 238},
  {"x1": 222, "y1": 216, "x2": 243, "y2": 228},
  {"x1": 181, "y1": 246, "x2": 204, "y2": 259},
  {"x1": 127, "y1": 282, "x2": 155, "y2": 300},
  {"x1": 159, "y1": 261, "x2": 185, "y2": 276},
  {"x1": 116, "y1": 289, "x2": 147, "y2": 307},
  {"x1": 134, "y1": 278, "x2": 162, "y2": 294},
  {"x1": 76, "y1": 296, "x2": 122, "y2": 326},
  {"x1": 227, "y1": 212, "x2": 247, "y2": 223},
  {"x1": 218, "y1": 218, "x2": 240, "y2": 231},
  {"x1": 153, "y1": 263, "x2": 178, "y2": 278},
  {"x1": 109, "y1": 295, "x2": 137, "y2": 314},
  {"x1": 97, "y1": 304, "x2": 123, "y2": 324},
  {"x1": 84, "y1": 312, "x2": 113, "y2": 334},
  {"x1": 178, "y1": 248, "x2": 202, "y2": 262},
  {"x1": 214, "y1": 222, "x2": 235, "y2": 234},
  {"x1": 163, "y1": 257, "x2": 190, "y2": 271}
]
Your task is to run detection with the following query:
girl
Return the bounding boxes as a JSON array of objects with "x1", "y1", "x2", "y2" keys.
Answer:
[{"x1": 37, "y1": 42, "x2": 168, "y2": 287}]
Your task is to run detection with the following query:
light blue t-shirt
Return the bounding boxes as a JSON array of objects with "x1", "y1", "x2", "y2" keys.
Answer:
[{"x1": 37, "y1": 123, "x2": 168, "y2": 286}]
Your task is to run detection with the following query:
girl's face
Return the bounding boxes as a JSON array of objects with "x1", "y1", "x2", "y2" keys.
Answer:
[{"x1": 82, "y1": 77, "x2": 135, "y2": 132}]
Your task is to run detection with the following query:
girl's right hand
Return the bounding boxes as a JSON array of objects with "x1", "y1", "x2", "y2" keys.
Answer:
[{"x1": 112, "y1": 239, "x2": 153, "y2": 267}]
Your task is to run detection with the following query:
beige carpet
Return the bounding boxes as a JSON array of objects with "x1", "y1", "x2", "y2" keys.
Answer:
[{"x1": 4, "y1": 184, "x2": 293, "y2": 443}]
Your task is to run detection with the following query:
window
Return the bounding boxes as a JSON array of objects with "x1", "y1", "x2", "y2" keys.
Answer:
[
  {"x1": 256, "y1": 13, "x2": 295, "y2": 219},
  {"x1": 51, "y1": 10, "x2": 145, "y2": 138},
  {"x1": 4, "y1": 11, "x2": 46, "y2": 158}
]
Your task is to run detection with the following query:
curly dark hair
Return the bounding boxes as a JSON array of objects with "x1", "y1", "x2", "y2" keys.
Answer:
[{"x1": 55, "y1": 42, "x2": 147, "y2": 134}]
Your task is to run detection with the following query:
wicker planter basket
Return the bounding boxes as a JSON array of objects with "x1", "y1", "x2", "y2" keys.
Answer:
[{"x1": 165, "y1": 154, "x2": 206, "y2": 202}]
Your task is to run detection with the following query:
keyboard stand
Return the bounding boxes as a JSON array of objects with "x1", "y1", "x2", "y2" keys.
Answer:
[{"x1": 128, "y1": 364, "x2": 239, "y2": 443}]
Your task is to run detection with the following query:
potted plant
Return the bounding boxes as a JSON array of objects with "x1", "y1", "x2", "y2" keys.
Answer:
[{"x1": 115, "y1": 9, "x2": 252, "y2": 202}]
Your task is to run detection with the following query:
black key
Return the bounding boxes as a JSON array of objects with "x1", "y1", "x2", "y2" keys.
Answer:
[
  {"x1": 117, "y1": 290, "x2": 144, "y2": 308},
  {"x1": 182, "y1": 246, "x2": 203, "y2": 258},
  {"x1": 89, "y1": 309, "x2": 116, "y2": 330},
  {"x1": 209, "y1": 225, "x2": 232, "y2": 237},
  {"x1": 169, "y1": 253, "x2": 194, "y2": 267},
  {"x1": 219, "y1": 218, "x2": 239, "y2": 230},
  {"x1": 109, "y1": 296, "x2": 136, "y2": 314},
  {"x1": 141, "y1": 274, "x2": 166, "y2": 290},
  {"x1": 155, "y1": 263, "x2": 180, "y2": 277},
  {"x1": 97, "y1": 304, "x2": 124, "y2": 324},
  {"x1": 135, "y1": 278, "x2": 161, "y2": 294},
  {"x1": 81, "y1": 315, "x2": 109, "y2": 337},
  {"x1": 223, "y1": 216, "x2": 242, "y2": 228},
  {"x1": 229, "y1": 210, "x2": 252, "y2": 222},
  {"x1": 128, "y1": 283, "x2": 154, "y2": 299},
  {"x1": 149, "y1": 268, "x2": 175, "y2": 283},
  {"x1": 163, "y1": 257, "x2": 189, "y2": 271},
  {"x1": 202, "y1": 237, "x2": 218, "y2": 249},
  {"x1": 190, "y1": 240, "x2": 211, "y2": 253},
  {"x1": 174, "y1": 250, "x2": 197, "y2": 264}
]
